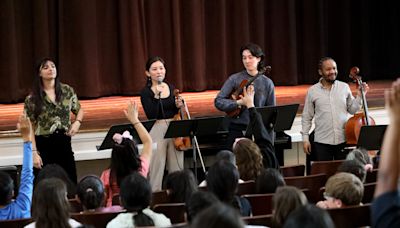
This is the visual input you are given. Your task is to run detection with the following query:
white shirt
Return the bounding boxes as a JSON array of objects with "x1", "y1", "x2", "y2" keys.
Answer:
[
  {"x1": 301, "y1": 79, "x2": 362, "y2": 145},
  {"x1": 106, "y1": 208, "x2": 171, "y2": 228},
  {"x1": 25, "y1": 218, "x2": 82, "y2": 228}
]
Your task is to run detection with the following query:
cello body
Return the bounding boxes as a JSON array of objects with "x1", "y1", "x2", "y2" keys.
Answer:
[{"x1": 345, "y1": 67, "x2": 375, "y2": 145}]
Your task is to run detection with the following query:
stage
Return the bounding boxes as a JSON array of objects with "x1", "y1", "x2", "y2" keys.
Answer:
[
  {"x1": 0, "y1": 80, "x2": 391, "y2": 135},
  {"x1": 0, "y1": 80, "x2": 392, "y2": 178}
]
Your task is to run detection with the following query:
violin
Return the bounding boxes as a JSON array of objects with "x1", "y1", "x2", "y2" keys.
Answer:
[
  {"x1": 173, "y1": 89, "x2": 192, "y2": 151},
  {"x1": 345, "y1": 67, "x2": 375, "y2": 145},
  {"x1": 226, "y1": 66, "x2": 271, "y2": 118}
]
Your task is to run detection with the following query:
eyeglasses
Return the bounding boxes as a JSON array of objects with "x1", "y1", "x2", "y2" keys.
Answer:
[{"x1": 323, "y1": 192, "x2": 335, "y2": 201}]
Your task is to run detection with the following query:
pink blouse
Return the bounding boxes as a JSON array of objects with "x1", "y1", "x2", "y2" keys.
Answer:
[{"x1": 100, "y1": 156, "x2": 149, "y2": 207}]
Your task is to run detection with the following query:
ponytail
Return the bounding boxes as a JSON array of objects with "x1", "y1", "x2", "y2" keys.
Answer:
[{"x1": 133, "y1": 209, "x2": 155, "y2": 227}]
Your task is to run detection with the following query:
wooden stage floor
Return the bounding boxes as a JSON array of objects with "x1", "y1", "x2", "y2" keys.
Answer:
[{"x1": 0, "y1": 80, "x2": 390, "y2": 135}]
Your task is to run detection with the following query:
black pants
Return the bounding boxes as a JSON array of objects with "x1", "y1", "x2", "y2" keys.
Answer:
[
  {"x1": 313, "y1": 142, "x2": 347, "y2": 161},
  {"x1": 35, "y1": 130, "x2": 77, "y2": 183}
]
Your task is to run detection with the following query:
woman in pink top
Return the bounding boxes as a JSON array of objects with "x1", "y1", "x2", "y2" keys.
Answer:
[{"x1": 101, "y1": 101, "x2": 153, "y2": 207}]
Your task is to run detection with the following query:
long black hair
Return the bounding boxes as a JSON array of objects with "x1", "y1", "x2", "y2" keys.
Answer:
[
  {"x1": 109, "y1": 138, "x2": 142, "y2": 187},
  {"x1": 31, "y1": 58, "x2": 62, "y2": 120}
]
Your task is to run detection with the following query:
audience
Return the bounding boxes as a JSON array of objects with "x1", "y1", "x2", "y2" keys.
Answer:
[
  {"x1": 164, "y1": 169, "x2": 198, "y2": 204},
  {"x1": 346, "y1": 147, "x2": 374, "y2": 172},
  {"x1": 76, "y1": 175, "x2": 123, "y2": 213},
  {"x1": 283, "y1": 204, "x2": 334, "y2": 228},
  {"x1": 206, "y1": 160, "x2": 252, "y2": 216},
  {"x1": 316, "y1": 172, "x2": 363, "y2": 209},
  {"x1": 191, "y1": 203, "x2": 245, "y2": 228},
  {"x1": 106, "y1": 172, "x2": 171, "y2": 228},
  {"x1": 272, "y1": 186, "x2": 308, "y2": 228},
  {"x1": 0, "y1": 115, "x2": 33, "y2": 220},
  {"x1": 337, "y1": 159, "x2": 367, "y2": 183},
  {"x1": 27, "y1": 177, "x2": 82, "y2": 228},
  {"x1": 186, "y1": 191, "x2": 218, "y2": 223},
  {"x1": 372, "y1": 78, "x2": 400, "y2": 227},
  {"x1": 199, "y1": 150, "x2": 244, "y2": 187},
  {"x1": 101, "y1": 101, "x2": 152, "y2": 207},
  {"x1": 255, "y1": 168, "x2": 286, "y2": 194},
  {"x1": 36, "y1": 163, "x2": 76, "y2": 199}
]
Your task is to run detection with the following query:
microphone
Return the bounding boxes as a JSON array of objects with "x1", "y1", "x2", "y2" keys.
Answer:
[{"x1": 157, "y1": 77, "x2": 163, "y2": 85}]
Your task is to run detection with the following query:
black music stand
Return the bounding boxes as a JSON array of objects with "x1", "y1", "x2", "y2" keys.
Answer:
[
  {"x1": 357, "y1": 125, "x2": 387, "y2": 150},
  {"x1": 255, "y1": 104, "x2": 299, "y2": 132},
  {"x1": 164, "y1": 116, "x2": 225, "y2": 180},
  {"x1": 255, "y1": 104, "x2": 299, "y2": 166},
  {"x1": 97, "y1": 120, "x2": 156, "y2": 150}
]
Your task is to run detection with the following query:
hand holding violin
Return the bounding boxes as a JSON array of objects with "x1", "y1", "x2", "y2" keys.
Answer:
[{"x1": 240, "y1": 85, "x2": 255, "y2": 109}]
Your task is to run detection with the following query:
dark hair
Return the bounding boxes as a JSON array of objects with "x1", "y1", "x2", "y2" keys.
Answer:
[
  {"x1": 283, "y1": 204, "x2": 334, "y2": 228},
  {"x1": 272, "y1": 186, "x2": 308, "y2": 228},
  {"x1": 145, "y1": 56, "x2": 166, "y2": 87},
  {"x1": 77, "y1": 175, "x2": 105, "y2": 210},
  {"x1": 120, "y1": 172, "x2": 154, "y2": 226},
  {"x1": 337, "y1": 160, "x2": 367, "y2": 183},
  {"x1": 240, "y1": 43, "x2": 266, "y2": 73},
  {"x1": 216, "y1": 150, "x2": 236, "y2": 165},
  {"x1": 36, "y1": 164, "x2": 76, "y2": 198},
  {"x1": 206, "y1": 160, "x2": 244, "y2": 215},
  {"x1": 0, "y1": 171, "x2": 13, "y2": 205},
  {"x1": 206, "y1": 160, "x2": 239, "y2": 203},
  {"x1": 186, "y1": 191, "x2": 218, "y2": 223},
  {"x1": 109, "y1": 138, "x2": 142, "y2": 187},
  {"x1": 346, "y1": 148, "x2": 373, "y2": 166},
  {"x1": 256, "y1": 168, "x2": 286, "y2": 194},
  {"x1": 31, "y1": 58, "x2": 62, "y2": 120},
  {"x1": 164, "y1": 170, "x2": 198, "y2": 203},
  {"x1": 318, "y1": 57, "x2": 334, "y2": 70},
  {"x1": 32, "y1": 178, "x2": 70, "y2": 228},
  {"x1": 191, "y1": 203, "x2": 245, "y2": 228}
]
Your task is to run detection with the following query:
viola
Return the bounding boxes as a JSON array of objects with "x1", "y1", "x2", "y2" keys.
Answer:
[
  {"x1": 345, "y1": 67, "x2": 375, "y2": 145},
  {"x1": 226, "y1": 66, "x2": 271, "y2": 118},
  {"x1": 173, "y1": 89, "x2": 192, "y2": 151}
]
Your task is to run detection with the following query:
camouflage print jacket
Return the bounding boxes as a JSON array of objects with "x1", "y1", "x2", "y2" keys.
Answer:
[{"x1": 24, "y1": 83, "x2": 81, "y2": 136}]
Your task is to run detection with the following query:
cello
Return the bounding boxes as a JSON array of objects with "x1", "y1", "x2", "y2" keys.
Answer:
[
  {"x1": 345, "y1": 67, "x2": 375, "y2": 145},
  {"x1": 173, "y1": 89, "x2": 192, "y2": 151}
]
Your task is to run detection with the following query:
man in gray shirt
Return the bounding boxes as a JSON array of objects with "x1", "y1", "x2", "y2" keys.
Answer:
[{"x1": 301, "y1": 57, "x2": 369, "y2": 161}]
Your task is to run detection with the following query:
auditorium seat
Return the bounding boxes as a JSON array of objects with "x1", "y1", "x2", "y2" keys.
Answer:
[
  {"x1": 242, "y1": 214, "x2": 273, "y2": 227},
  {"x1": 327, "y1": 203, "x2": 371, "y2": 228},
  {"x1": 242, "y1": 193, "x2": 274, "y2": 215},
  {"x1": 365, "y1": 168, "x2": 378, "y2": 183},
  {"x1": 237, "y1": 180, "x2": 256, "y2": 196},
  {"x1": 153, "y1": 203, "x2": 186, "y2": 224},
  {"x1": 71, "y1": 211, "x2": 121, "y2": 227},
  {"x1": 150, "y1": 190, "x2": 170, "y2": 208},
  {"x1": 284, "y1": 174, "x2": 327, "y2": 203},
  {"x1": 280, "y1": 164, "x2": 305, "y2": 177},
  {"x1": 0, "y1": 217, "x2": 32, "y2": 228},
  {"x1": 362, "y1": 182, "x2": 376, "y2": 204},
  {"x1": 310, "y1": 160, "x2": 344, "y2": 178}
]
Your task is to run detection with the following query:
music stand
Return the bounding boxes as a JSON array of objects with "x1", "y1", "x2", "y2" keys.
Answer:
[
  {"x1": 164, "y1": 116, "x2": 225, "y2": 180},
  {"x1": 357, "y1": 125, "x2": 387, "y2": 150},
  {"x1": 255, "y1": 104, "x2": 299, "y2": 131},
  {"x1": 97, "y1": 120, "x2": 156, "y2": 150}
]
